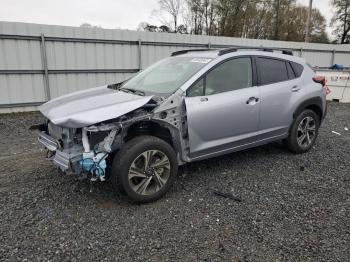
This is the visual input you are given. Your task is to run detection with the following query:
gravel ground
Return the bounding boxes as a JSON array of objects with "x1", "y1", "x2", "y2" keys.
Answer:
[{"x1": 0, "y1": 102, "x2": 349, "y2": 262}]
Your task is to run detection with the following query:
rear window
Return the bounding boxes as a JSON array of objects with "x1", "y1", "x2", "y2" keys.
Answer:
[
  {"x1": 290, "y1": 62, "x2": 304, "y2": 77},
  {"x1": 256, "y1": 57, "x2": 289, "y2": 85}
]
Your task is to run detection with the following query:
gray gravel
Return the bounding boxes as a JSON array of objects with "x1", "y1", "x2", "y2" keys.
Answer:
[{"x1": 0, "y1": 102, "x2": 349, "y2": 261}]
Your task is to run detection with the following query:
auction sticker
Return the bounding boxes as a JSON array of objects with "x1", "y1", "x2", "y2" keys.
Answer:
[{"x1": 190, "y1": 58, "x2": 212, "y2": 64}]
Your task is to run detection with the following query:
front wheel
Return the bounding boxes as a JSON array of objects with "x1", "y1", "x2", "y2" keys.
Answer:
[
  {"x1": 287, "y1": 109, "x2": 320, "y2": 154},
  {"x1": 111, "y1": 136, "x2": 178, "y2": 203}
]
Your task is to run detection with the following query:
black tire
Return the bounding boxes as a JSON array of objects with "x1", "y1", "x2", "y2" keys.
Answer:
[
  {"x1": 287, "y1": 109, "x2": 320, "y2": 154},
  {"x1": 111, "y1": 135, "x2": 178, "y2": 203}
]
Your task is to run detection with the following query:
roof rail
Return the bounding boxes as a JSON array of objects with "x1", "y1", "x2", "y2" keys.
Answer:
[
  {"x1": 218, "y1": 47, "x2": 294, "y2": 56},
  {"x1": 171, "y1": 47, "x2": 294, "y2": 57},
  {"x1": 281, "y1": 50, "x2": 293, "y2": 56},
  {"x1": 171, "y1": 48, "x2": 214, "y2": 56},
  {"x1": 217, "y1": 48, "x2": 237, "y2": 56}
]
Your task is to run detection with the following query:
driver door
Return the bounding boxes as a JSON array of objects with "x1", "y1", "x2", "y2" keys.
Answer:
[{"x1": 184, "y1": 57, "x2": 260, "y2": 160}]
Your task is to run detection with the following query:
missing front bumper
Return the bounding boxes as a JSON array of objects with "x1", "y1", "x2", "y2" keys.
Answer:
[
  {"x1": 53, "y1": 148, "x2": 83, "y2": 172},
  {"x1": 38, "y1": 131, "x2": 59, "y2": 151},
  {"x1": 38, "y1": 131, "x2": 83, "y2": 172}
]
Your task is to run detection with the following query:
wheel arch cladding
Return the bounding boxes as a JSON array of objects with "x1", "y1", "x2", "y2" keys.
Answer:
[
  {"x1": 293, "y1": 97, "x2": 323, "y2": 122},
  {"x1": 124, "y1": 120, "x2": 180, "y2": 151}
]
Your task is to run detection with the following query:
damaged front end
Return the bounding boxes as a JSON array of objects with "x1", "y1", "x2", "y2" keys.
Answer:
[
  {"x1": 32, "y1": 76, "x2": 190, "y2": 184},
  {"x1": 34, "y1": 103, "x2": 162, "y2": 181},
  {"x1": 36, "y1": 121, "x2": 120, "y2": 181},
  {"x1": 32, "y1": 84, "x2": 162, "y2": 181}
]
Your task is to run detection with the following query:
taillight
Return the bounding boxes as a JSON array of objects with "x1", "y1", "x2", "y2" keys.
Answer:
[
  {"x1": 313, "y1": 76, "x2": 326, "y2": 86},
  {"x1": 324, "y1": 86, "x2": 331, "y2": 96},
  {"x1": 313, "y1": 76, "x2": 330, "y2": 96}
]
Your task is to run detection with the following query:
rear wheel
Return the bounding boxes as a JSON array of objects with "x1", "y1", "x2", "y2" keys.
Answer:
[
  {"x1": 287, "y1": 109, "x2": 320, "y2": 153},
  {"x1": 111, "y1": 136, "x2": 178, "y2": 203}
]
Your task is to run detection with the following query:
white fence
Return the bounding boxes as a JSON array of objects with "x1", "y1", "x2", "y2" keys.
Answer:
[{"x1": 1, "y1": 21, "x2": 350, "y2": 112}]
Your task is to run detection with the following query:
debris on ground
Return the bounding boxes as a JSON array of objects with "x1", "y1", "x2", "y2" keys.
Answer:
[
  {"x1": 213, "y1": 190, "x2": 242, "y2": 202},
  {"x1": 331, "y1": 130, "x2": 341, "y2": 135}
]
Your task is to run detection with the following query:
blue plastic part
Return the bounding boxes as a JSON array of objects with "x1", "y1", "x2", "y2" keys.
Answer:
[
  {"x1": 330, "y1": 64, "x2": 344, "y2": 70},
  {"x1": 80, "y1": 157, "x2": 107, "y2": 177}
]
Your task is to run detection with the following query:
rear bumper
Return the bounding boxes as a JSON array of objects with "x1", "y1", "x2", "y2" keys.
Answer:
[{"x1": 323, "y1": 102, "x2": 327, "y2": 121}]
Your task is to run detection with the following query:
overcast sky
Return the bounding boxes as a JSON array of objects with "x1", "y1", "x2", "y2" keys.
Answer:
[{"x1": 0, "y1": 0, "x2": 333, "y2": 33}]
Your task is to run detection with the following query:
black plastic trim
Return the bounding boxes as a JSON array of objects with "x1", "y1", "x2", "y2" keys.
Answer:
[
  {"x1": 171, "y1": 49, "x2": 214, "y2": 56},
  {"x1": 293, "y1": 97, "x2": 324, "y2": 120}
]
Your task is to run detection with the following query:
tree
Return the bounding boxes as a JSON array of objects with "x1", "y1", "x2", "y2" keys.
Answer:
[
  {"x1": 80, "y1": 23, "x2": 102, "y2": 29},
  {"x1": 177, "y1": 24, "x2": 188, "y2": 33},
  {"x1": 282, "y1": 5, "x2": 328, "y2": 43},
  {"x1": 331, "y1": 0, "x2": 350, "y2": 43},
  {"x1": 149, "y1": 0, "x2": 329, "y2": 42},
  {"x1": 158, "y1": 0, "x2": 182, "y2": 32},
  {"x1": 137, "y1": 22, "x2": 149, "y2": 31},
  {"x1": 138, "y1": 22, "x2": 159, "y2": 32},
  {"x1": 159, "y1": 25, "x2": 171, "y2": 32}
]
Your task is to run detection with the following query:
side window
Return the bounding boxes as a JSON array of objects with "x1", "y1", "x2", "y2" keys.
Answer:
[
  {"x1": 186, "y1": 57, "x2": 252, "y2": 97},
  {"x1": 286, "y1": 62, "x2": 296, "y2": 79},
  {"x1": 290, "y1": 62, "x2": 304, "y2": 77},
  {"x1": 257, "y1": 57, "x2": 289, "y2": 85},
  {"x1": 187, "y1": 78, "x2": 204, "y2": 97},
  {"x1": 205, "y1": 57, "x2": 252, "y2": 95}
]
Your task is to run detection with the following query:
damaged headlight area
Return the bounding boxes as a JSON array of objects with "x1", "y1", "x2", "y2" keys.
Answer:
[
  {"x1": 37, "y1": 121, "x2": 122, "y2": 182},
  {"x1": 80, "y1": 123, "x2": 121, "y2": 181}
]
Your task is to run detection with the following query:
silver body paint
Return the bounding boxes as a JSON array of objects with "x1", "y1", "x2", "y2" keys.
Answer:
[
  {"x1": 36, "y1": 50, "x2": 326, "y2": 176},
  {"x1": 39, "y1": 85, "x2": 154, "y2": 128}
]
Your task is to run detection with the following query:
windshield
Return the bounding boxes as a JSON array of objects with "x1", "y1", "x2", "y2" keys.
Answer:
[{"x1": 122, "y1": 56, "x2": 211, "y2": 94}]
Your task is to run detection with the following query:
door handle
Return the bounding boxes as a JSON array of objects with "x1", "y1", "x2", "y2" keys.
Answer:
[
  {"x1": 246, "y1": 97, "x2": 259, "y2": 105},
  {"x1": 200, "y1": 97, "x2": 208, "y2": 102},
  {"x1": 291, "y1": 85, "x2": 300, "y2": 92}
]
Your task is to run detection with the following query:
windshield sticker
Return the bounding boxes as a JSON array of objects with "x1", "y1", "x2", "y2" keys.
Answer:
[{"x1": 190, "y1": 58, "x2": 212, "y2": 64}]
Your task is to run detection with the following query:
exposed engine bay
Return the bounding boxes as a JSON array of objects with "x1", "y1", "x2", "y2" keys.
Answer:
[{"x1": 34, "y1": 88, "x2": 189, "y2": 182}]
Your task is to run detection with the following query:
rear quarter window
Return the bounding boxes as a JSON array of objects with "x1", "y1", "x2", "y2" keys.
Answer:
[
  {"x1": 290, "y1": 62, "x2": 304, "y2": 77},
  {"x1": 286, "y1": 62, "x2": 296, "y2": 79},
  {"x1": 256, "y1": 57, "x2": 289, "y2": 85}
]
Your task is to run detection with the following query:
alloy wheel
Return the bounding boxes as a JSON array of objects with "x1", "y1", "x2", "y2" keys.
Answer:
[
  {"x1": 128, "y1": 150, "x2": 171, "y2": 195},
  {"x1": 296, "y1": 116, "x2": 316, "y2": 148}
]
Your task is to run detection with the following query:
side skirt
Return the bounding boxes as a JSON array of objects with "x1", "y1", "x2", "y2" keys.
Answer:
[{"x1": 187, "y1": 133, "x2": 288, "y2": 162}]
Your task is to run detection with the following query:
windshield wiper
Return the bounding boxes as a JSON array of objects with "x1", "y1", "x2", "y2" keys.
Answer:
[
  {"x1": 107, "y1": 81, "x2": 124, "y2": 90},
  {"x1": 119, "y1": 87, "x2": 145, "y2": 96},
  {"x1": 107, "y1": 82, "x2": 145, "y2": 96}
]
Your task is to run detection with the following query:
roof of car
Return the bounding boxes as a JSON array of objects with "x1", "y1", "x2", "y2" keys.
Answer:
[{"x1": 173, "y1": 48, "x2": 306, "y2": 64}]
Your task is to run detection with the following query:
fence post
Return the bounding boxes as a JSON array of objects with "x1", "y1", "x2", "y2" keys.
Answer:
[
  {"x1": 138, "y1": 39, "x2": 142, "y2": 71},
  {"x1": 208, "y1": 42, "x2": 211, "y2": 49},
  {"x1": 331, "y1": 49, "x2": 336, "y2": 66},
  {"x1": 300, "y1": 48, "x2": 303, "y2": 57},
  {"x1": 40, "y1": 34, "x2": 50, "y2": 100}
]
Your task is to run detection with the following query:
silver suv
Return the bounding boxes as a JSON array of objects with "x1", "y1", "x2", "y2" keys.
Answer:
[{"x1": 34, "y1": 48, "x2": 327, "y2": 203}]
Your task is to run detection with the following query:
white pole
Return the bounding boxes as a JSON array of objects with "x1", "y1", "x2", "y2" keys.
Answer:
[{"x1": 305, "y1": 0, "x2": 313, "y2": 42}]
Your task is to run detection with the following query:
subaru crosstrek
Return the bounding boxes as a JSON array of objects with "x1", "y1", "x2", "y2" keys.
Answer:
[{"x1": 33, "y1": 48, "x2": 327, "y2": 203}]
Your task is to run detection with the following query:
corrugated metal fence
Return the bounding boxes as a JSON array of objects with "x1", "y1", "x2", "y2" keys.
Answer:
[{"x1": 1, "y1": 21, "x2": 350, "y2": 112}]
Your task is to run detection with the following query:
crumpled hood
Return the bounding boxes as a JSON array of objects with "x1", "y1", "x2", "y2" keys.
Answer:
[{"x1": 39, "y1": 85, "x2": 154, "y2": 128}]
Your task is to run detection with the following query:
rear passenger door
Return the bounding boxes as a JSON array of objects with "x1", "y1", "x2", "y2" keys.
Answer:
[{"x1": 256, "y1": 56, "x2": 304, "y2": 138}]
